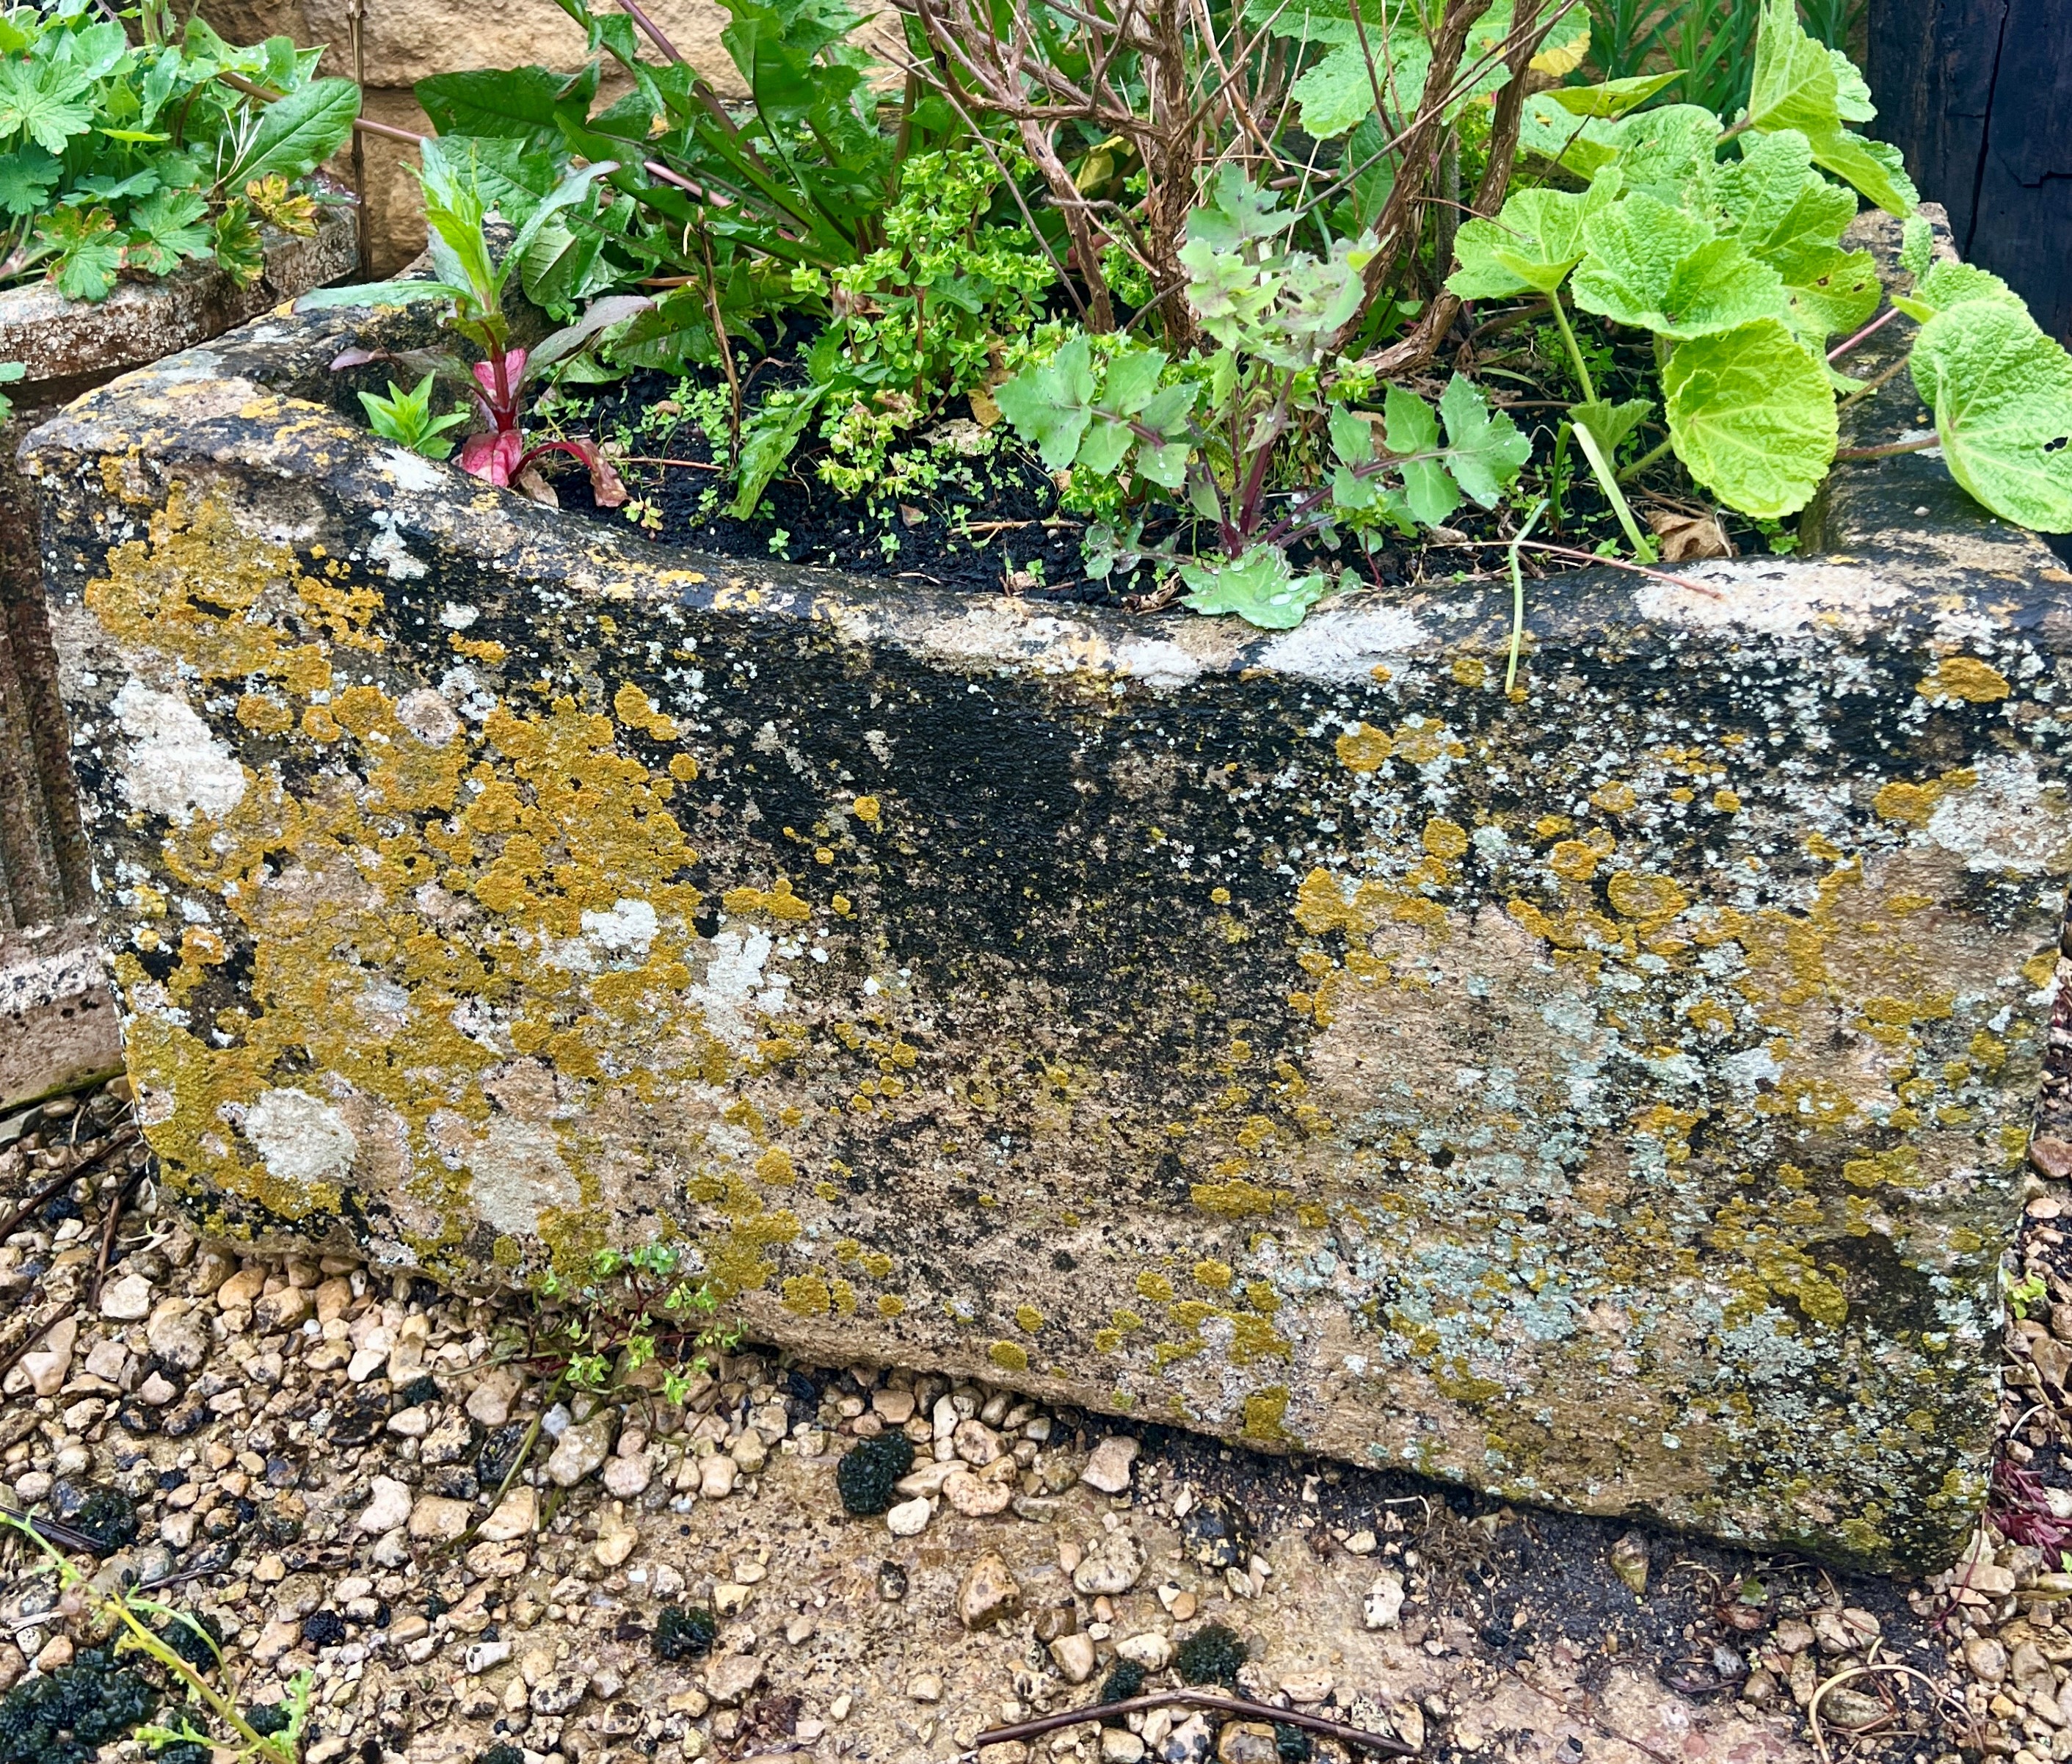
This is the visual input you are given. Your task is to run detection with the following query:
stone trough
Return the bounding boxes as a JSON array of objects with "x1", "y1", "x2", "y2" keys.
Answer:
[{"x1": 21, "y1": 231, "x2": 2072, "y2": 1574}]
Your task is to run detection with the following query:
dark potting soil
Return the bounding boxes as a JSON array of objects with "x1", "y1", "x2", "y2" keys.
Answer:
[{"x1": 536, "y1": 311, "x2": 1780, "y2": 611}]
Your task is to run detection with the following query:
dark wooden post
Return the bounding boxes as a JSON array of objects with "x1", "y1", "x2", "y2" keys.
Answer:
[{"x1": 1866, "y1": 0, "x2": 2072, "y2": 345}]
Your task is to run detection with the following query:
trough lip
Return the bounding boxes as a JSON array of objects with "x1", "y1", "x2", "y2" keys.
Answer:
[
  {"x1": 18, "y1": 206, "x2": 2068, "y2": 687},
  {"x1": 0, "y1": 181, "x2": 356, "y2": 392}
]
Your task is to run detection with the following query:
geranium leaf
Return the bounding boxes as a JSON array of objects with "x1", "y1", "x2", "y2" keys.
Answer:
[
  {"x1": 1662, "y1": 317, "x2": 1838, "y2": 517},
  {"x1": 993, "y1": 334, "x2": 1097, "y2": 471},
  {"x1": 124, "y1": 188, "x2": 211, "y2": 277},
  {"x1": 0, "y1": 145, "x2": 58, "y2": 217},
  {"x1": 1437, "y1": 374, "x2": 1531, "y2": 507},
  {"x1": 37, "y1": 205, "x2": 123, "y2": 301},
  {"x1": 1911, "y1": 300, "x2": 2072, "y2": 532},
  {"x1": 1180, "y1": 547, "x2": 1328, "y2": 630}
]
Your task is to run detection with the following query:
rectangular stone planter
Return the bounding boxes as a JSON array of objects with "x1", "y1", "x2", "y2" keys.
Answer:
[
  {"x1": 0, "y1": 200, "x2": 356, "y2": 1107},
  {"x1": 22, "y1": 224, "x2": 2069, "y2": 1572}
]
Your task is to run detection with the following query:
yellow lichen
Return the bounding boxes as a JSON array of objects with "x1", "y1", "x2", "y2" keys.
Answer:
[
  {"x1": 988, "y1": 1340, "x2": 1029, "y2": 1371},
  {"x1": 1917, "y1": 656, "x2": 2010, "y2": 703},
  {"x1": 1334, "y1": 723, "x2": 1394, "y2": 772}
]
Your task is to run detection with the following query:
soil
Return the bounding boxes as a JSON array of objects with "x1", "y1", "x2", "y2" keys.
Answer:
[{"x1": 536, "y1": 308, "x2": 1775, "y2": 611}]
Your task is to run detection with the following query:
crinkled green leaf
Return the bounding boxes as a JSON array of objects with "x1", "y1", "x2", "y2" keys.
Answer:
[
  {"x1": 1438, "y1": 374, "x2": 1531, "y2": 507},
  {"x1": 1775, "y1": 244, "x2": 1880, "y2": 338},
  {"x1": 1911, "y1": 300, "x2": 2072, "y2": 532},
  {"x1": 1446, "y1": 171, "x2": 1621, "y2": 299},
  {"x1": 1572, "y1": 193, "x2": 1786, "y2": 339},
  {"x1": 1746, "y1": 0, "x2": 1844, "y2": 136},
  {"x1": 1180, "y1": 547, "x2": 1328, "y2": 630},
  {"x1": 1287, "y1": 43, "x2": 1391, "y2": 142},
  {"x1": 1662, "y1": 316, "x2": 1838, "y2": 516},
  {"x1": 1804, "y1": 128, "x2": 1916, "y2": 217},
  {"x1": 993, "y1": 334, "x2": 1097, "y2": 471},
  {"x1": 1891, "y1": 258, "x2": 2024, "y2": 324},
  {"x1": 1520, "y1": 98, "x2": 1723, "y2": 203},
  {"x1": 1571, "y1": 396, "x2": 1652, "y2": 457},
  {"x1": 1900, "y1": 214, "x2": 1933, "y2": 280},
  {"x1": 1708, "y1": 128, "x2": 1856, "y2": 261}
]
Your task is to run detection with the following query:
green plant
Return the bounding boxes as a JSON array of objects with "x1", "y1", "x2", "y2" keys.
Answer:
[
  {"x1": 1475, "y1": 0, "x2": 2072, "y2": 531},
  {"x1": 357, "y1": 371, "x2": 470, "y2": 460},
  {"x1": 0, "y1": 0, "x2": 355, "y2": 300},
  {"x1": 0, "y1": 1512, "x2": 312, "y2": 1764},
  {"x1": 0, "y1": 360, "x2": 21, "y2": 420},
  {"x1": 533, "y1": 1238, "x2": 738, "y2": 1401},
  {"x1": 300, "y1": 139, "x2": 648, "y2": 502},
  {"x1": 730, "y1": 145, "x2": 1050, "y2": 509},
  {"x1": 2005, "y1": 1269, "x2": 2049, "y2": 1321},
  {"x1": 997, "y1": 167, "x2": 1532, "y2": 628}
]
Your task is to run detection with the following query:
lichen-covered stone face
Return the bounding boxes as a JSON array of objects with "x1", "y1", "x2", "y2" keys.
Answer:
[{"x1": 23, "y1": 295, "x2": 2072, "y2": 1575}]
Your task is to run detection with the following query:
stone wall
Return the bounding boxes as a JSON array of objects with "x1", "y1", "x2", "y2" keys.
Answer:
[{"x1": 22, "y1": 238, "x2": 2069, "y2": 1574}]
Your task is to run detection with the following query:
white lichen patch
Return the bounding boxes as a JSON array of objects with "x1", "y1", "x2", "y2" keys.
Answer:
[
  {"x1": 1256, "y1": 604, "x2": 1431, "y2": 682},
  {"x1": 688, "y1": 926, "x2": 777, "y2": 1054},
  {"x1": 379, "y1": 448, "x2": 448, "y2": 493},
  {"x1": 450, "y1": 1115, "x2": 581, "y2": 1238},
  {"x1": 111, "y1": 679, "x2": 246, "y2": 824},
  {"x1": 1927, "y1": 754, "x2": 2072, "y2": 874},
  {"x1": 1632, "y1": 559, "x2": 1911, "y2": 634},
  {"x1": 238, "y1": 1086, "x2": 359, "y2": 1187},
  {"x1": 366, "y1": 512, "x2": 427, "y2": 581},
  {"x1": 581, "y1": 898, "x2": 659, "y2": 957},
  {"x1": 393, "y1": 687, "x2": 461, "y2": 745}
]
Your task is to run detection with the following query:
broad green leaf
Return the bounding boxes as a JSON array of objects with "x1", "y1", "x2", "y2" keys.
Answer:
[
  {"x1": 1446, "y1": 172, "x2": 1621, "y2": 299},
  {"x1": 229, "y1": 77, "x2": 359, "y2": 187},
  {"x1": 1180, "y1": 548, "x2": 1328, "y2": 630},
  {"x1": 994, "y1": 335, "x2": 1097, "y2": 471},
  {"x1": 730, "y1": 386, "x2": 827, "y2": 518},
  {"x1": 1662, "y1": 317, "x2": 1838, "y2": 516},
  {"x1": 1541, "y1": 72, "x2": 1683, "y2": 117},
  {"x1": 1077, "y1": 417, "x2": 1135, "y2": 477},
  {"x1": 1102, "y1": 346, "x2": 1168, "y2": 417},
  {"x1": 1911, "y1": 301, "x2": 2072, "y2": 531},
  {"x1": 1708, "y1": 129, "x2": 1856, "y2": 262},
  {"x1": 1775, "y1": 244, "x2": 1880, "y2": 338},
  {"x1": 1385, "y1": 380, "x2": 1459, "y2": 525},
  {"x1": 1520, "y1": 98, "x2": 1723, "y2": 203},
  {"x1": 37, "y1": 206, "x2": 121, "y2": 302},
  {"x1": 1572, "y1": 193, "x2": 1786, "y2": 339},
  {"x1": 418, "y1": 67, "x2": 572, "y2": 145},
  {"x1": 1288, "y1": 44, "x2": 1389, "y2": 142},
  {"x1": 1438, "y1": 374, "x2": 1532, "y2": 506},
  {"x1": 1328, "y1": 402, "x2": 1374, "y2": 467},
  {"x1": 1745, "y1": 0, "x2": 1844, "y2": 137}
]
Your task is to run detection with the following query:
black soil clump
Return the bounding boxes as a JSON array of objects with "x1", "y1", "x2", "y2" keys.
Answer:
[
  {"x1": 68, "y1": 1487, "x2": 139, "y2": 1553},
  {"x1": 835, "y1": 1433, "x2": 915, "y2": 1516},
  {"x1": 653, "y1": 1605, "x2": 719, "y2": 1661},
  {"x1": 159, "y1": 1611, "x2": 223, "y2": 1672},
  {"x1": 155, "y1": 1743, "x2": 211, "y2": 1764},
  {"x1": 477, "y1": 1747, "x2": 526, "y2": 1764},
  {"x1": 0, "y1": 1645, "x2": 159, "y2": 1764},
  {"x1": 1273, "y1": 1724, "x2": 1312, "y2": 1763},
  {"x1": 1174, "y1": 1623, "x2": 1248, "y2": 1688},
  {"x1": 247, "y1": 1703, "x2": 293, "y2": 1737},
  {"x1": 1096, "y1": 1659, "x2": 1145, "y2": 1716}
]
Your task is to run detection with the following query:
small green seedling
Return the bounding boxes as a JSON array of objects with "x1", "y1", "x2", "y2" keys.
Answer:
[{"x1": 358, "y1": 372, "x2": 470, "y2": 460}]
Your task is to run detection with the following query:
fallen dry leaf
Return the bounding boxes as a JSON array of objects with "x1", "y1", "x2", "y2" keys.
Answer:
[{"x1": 1645, "y1": 506, "x2": 1733, "y2": 562}]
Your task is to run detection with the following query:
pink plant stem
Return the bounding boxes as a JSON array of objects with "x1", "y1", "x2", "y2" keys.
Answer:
[{"x1": 1828, "y1": 305, "x2": 1901, "y2": 363}]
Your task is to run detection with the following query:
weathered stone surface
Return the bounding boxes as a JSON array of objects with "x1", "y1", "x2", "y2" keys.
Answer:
[
  {"x1": 0, "y1": 199, "x2": 355, "y2": 1106},
  {"x1": 22, "y1": 243, "x2": 2069, "y2": 1571}
]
